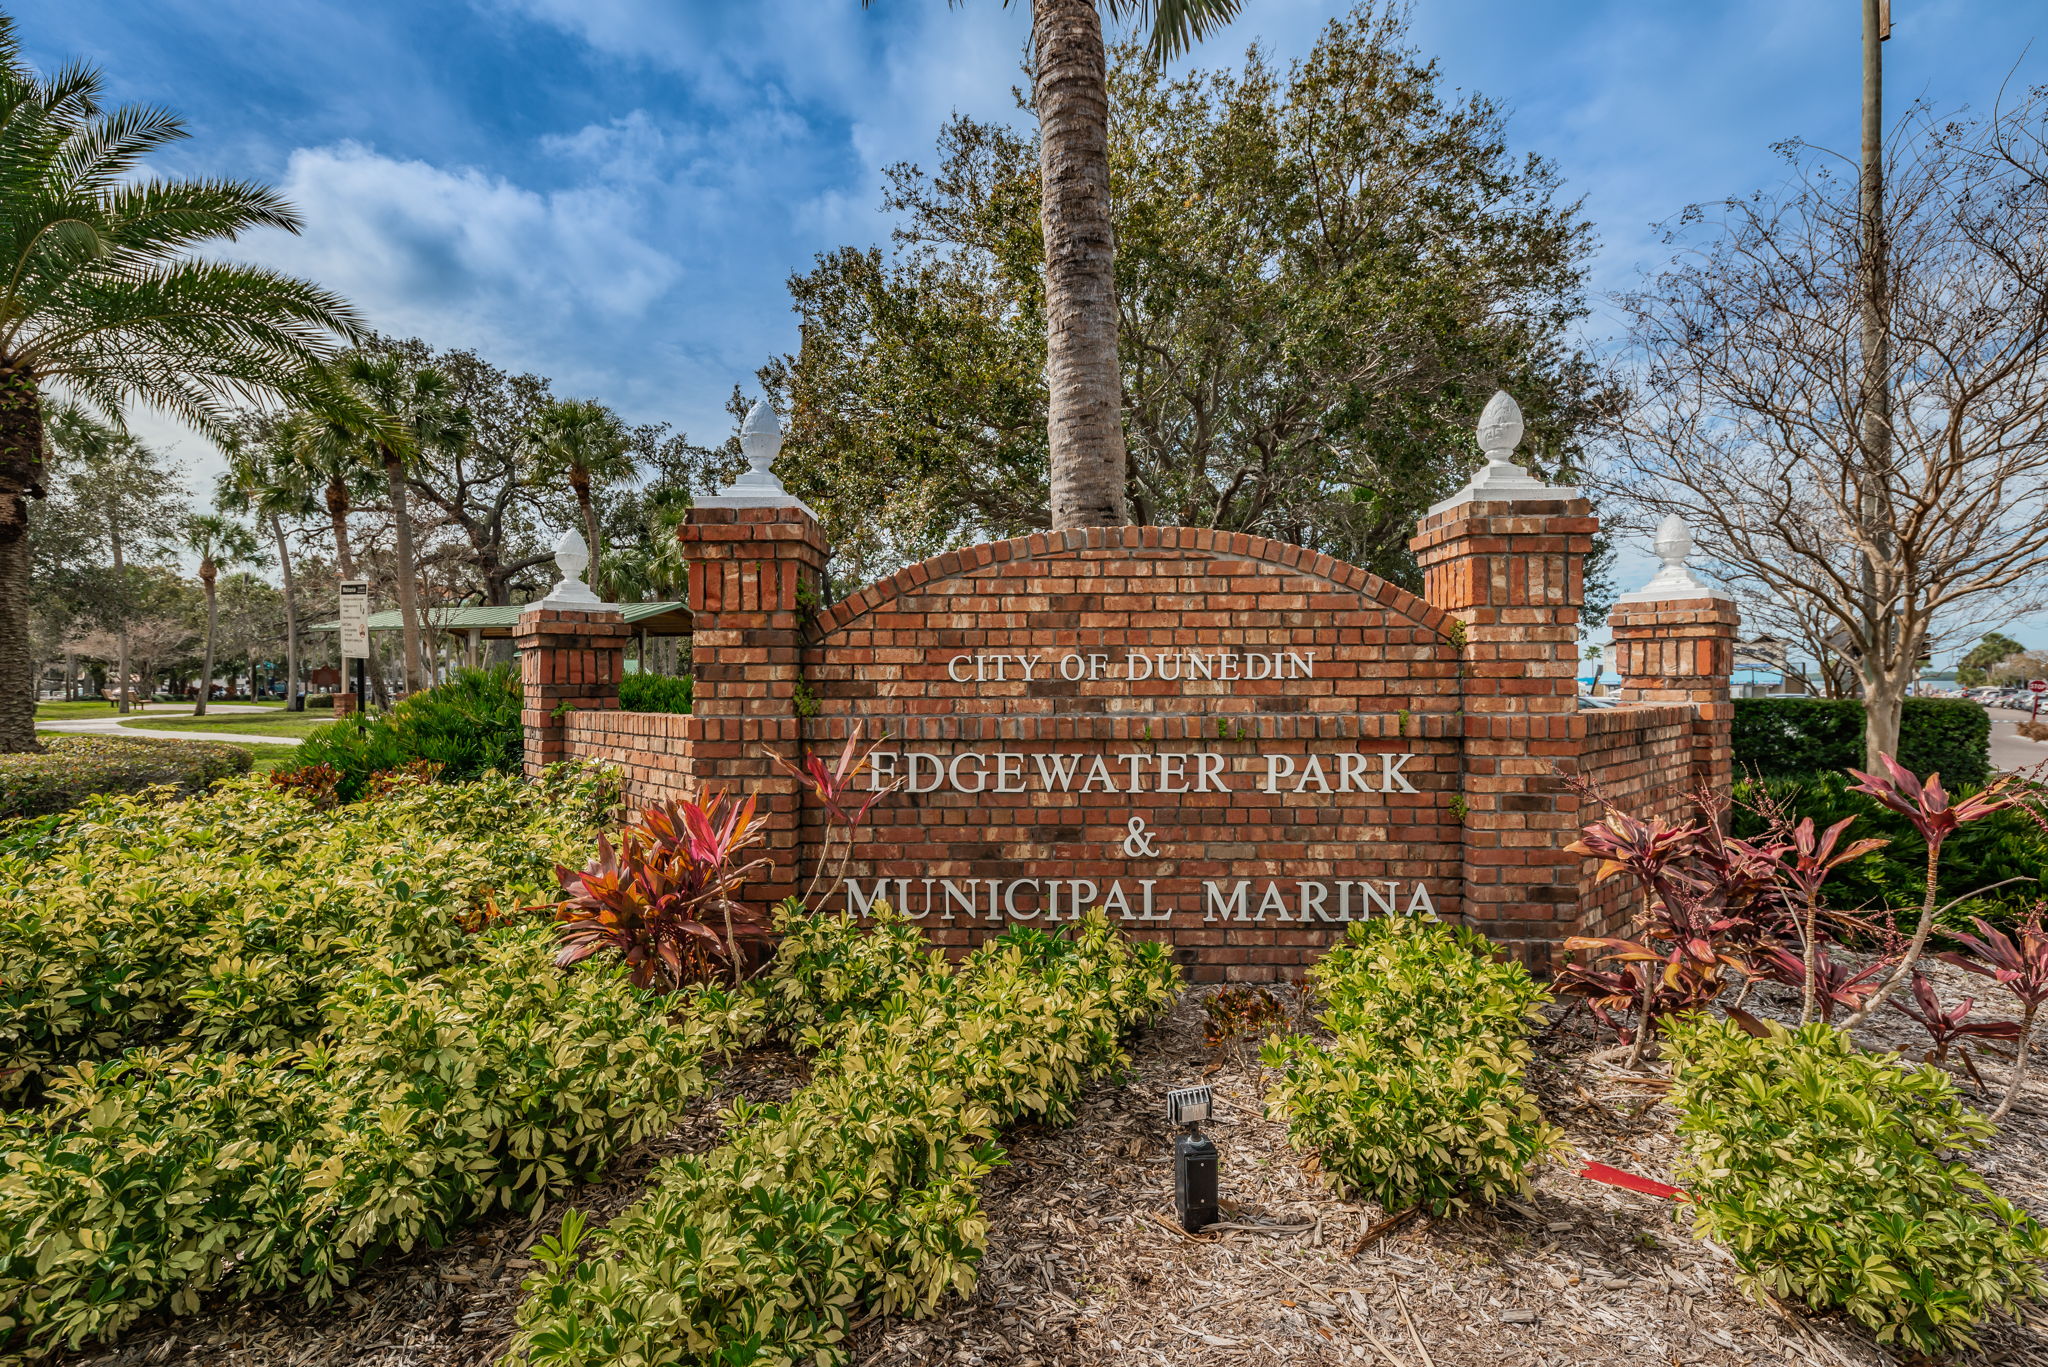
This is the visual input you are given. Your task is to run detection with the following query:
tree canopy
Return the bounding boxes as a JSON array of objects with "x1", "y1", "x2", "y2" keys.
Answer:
[{"x1": 761, "y1": 2, "x2": 1606, "y2": 593}]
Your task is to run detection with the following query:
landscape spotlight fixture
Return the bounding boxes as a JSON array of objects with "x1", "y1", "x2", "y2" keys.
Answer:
[{"x1": 1167, "y1": 1085, "x2": 1219, "y2": 1233}]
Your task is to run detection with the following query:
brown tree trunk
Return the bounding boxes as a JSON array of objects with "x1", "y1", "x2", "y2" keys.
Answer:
[
  {"x1": 0, "y1": 373, "x2": 43, "y2": 751},
  {"x1": 572, "y1": 468, "x2": 604, "y2": 599},
  {"x1": 1863, "y1": 661, "x2": 1907, "y2": 769},
  {"x1": 270, "y1": 512, "x2": 302, "y2": 710},
  {"x1": 382, "y1": 450, "x2": 424, "y2": 695},
  {"x1": 195, "y1": 559, "x2": 217, "y2": 716},
  {"x1": 1033, "y1": 0, "x2": 1127, "y2": 529},
  {"x1": 325, "y1": 478, "x2": 356, "y2": 579}
]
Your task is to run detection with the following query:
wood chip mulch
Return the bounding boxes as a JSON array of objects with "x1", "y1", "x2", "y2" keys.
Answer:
[{"x1": 54, "y1": 967, "x2": 2048, "y2": 1367}]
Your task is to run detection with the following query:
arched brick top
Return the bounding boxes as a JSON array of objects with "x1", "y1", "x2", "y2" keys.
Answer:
[{"x1": 811, "y1": 524, "x2": 1454, "y2": 641}]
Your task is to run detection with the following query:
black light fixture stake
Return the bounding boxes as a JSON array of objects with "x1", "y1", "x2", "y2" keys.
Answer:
[{"x1": 1167, "y1": 1085, "x2": 1219, "y2": 1233}]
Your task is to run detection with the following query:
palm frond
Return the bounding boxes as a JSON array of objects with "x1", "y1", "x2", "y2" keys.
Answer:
[{"x1": 1105, "y1": 0, "x2": 1243, "y2": 60}]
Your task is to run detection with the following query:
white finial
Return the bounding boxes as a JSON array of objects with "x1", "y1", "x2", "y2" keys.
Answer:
[
  {"x1": 1617, "y1": 513, "x2": 1731, "y2": 602},
  {"x1": 698, "y1": 400, "x2": 815, "y2": 515},
  {"x1": 1427, "y1": 389, "x2": 1581, "y2": 513},
  {"x1": 535, "y1": 527, "x2": 606, "y2": 610},
  {"x1": 1477, "y1": 390, "x2": 1525, "y2": 457}
]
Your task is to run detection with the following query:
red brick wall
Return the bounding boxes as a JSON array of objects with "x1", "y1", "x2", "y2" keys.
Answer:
[
  {"x1": 542, "y1": 518, "x2": 1735, "y2": 981},
  {"x1": 1575, "y1": 704, "x2": 1698, "y2": 937}
]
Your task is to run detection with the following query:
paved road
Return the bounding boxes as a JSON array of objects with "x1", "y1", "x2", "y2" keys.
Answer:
[
  {"x1": 38, "y1": 704, "x2": 303, "y2": 746},
  {"x1": 1989, "y1": 704, "x2": 2048, "y2": 776}
]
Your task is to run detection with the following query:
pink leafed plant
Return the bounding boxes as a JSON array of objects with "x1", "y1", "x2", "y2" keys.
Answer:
[
  {"x1": 1889, "y1": 970, "x2": 2022, "y2": 1066},
  {"x1": 1841, "y1": 755, "x2": 2017, "y2": 1027},
  {"x1": 1939, "y1": 905, "x2": 2048, "y2": 1120},
  {"x1": 767, "y1": 726, "x2": 905, "y2": 907}
]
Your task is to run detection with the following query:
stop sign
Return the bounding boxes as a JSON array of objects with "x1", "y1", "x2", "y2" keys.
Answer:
[{"x1": 2032, "y1": 679, "x2": 2048, "y2": 694}]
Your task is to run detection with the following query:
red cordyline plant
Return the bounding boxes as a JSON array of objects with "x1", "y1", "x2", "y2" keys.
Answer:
[
  {"x1": 1557, "y1": 802, "x2": 1785, "y2": 1068},
  {"x1": 1889, "y1": 969, "x2": 2022, "y2": 1066},
  {"x1": 553, "y1": 791, "x2": 773, "y2": 991},
  {"x1": 767, "y1": 729, "x2": 905, "y2": 906},
  {"x1": 1939, "y1": 905, "x2": 2048, "y2": 1121},
  {"x1": 1754, "y1": 941, "x2": 1889, "y2": 1024},
  {"x1": 1840, "y1": 755, "x2": 2018, "y2": 1027},
  {"x1": 1777, "y1": 816, "x2": 1889, "y2": 1024}
]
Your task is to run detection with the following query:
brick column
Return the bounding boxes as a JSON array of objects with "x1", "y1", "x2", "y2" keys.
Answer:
[
  {"x1": 677, "y1": 506, "x2": 828, "y2": 717},
  {"x1": 515, "y1": 606, "x2": 628, "y2": 777},
  {"x1": 1607, "y1": 515, "x2": 1738, "y2": 795},
  {"x1": 673, "y1": 403, "x2": 829, "y2": 902},
  {"x1": 1409, "y1": 392, "x2": 1596, "y2": 971}
]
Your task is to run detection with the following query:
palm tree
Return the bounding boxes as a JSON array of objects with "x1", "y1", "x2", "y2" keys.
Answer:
[
  {"x1": 281, "y1": 404, "x2": 382, "y2": 580},
  {"x1": 318, "y1": 352, "x2": 468, "y2": 695},
  {"x1": 182, "y1": 513, "x2": 260, "y2": 715},
  {"x1": 0, "y1": 17, "x2": 360, "y2": 750},
  {"x1": 524, "y1": 398, "x2": 634, "y2": 599},
  {"x1": 866, "y1": 0, "x2": 1239, "y2": 529},
  {"x1": 219, "y1": 420, "x2": 317, "y2": 710}
]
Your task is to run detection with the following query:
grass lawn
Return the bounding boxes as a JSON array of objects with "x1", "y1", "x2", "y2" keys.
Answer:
[
  {"x1": 116, "y1": 713, "x2": 331, "y2": 740},
  {"x1": 36, "y1": 730, "x2": 299, "y2": 778},
  {"x1": 36, "y1": 700, "x2": 283, "y2": 721}
]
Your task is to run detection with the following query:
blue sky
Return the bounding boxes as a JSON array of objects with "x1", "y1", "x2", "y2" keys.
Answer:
[{"x1": 23, "y1": 0, "x2": 2048, "y2": 662}]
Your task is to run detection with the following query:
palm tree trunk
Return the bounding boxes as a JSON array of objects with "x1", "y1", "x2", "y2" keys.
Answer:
[
  {"x1": 382, "y1": 450, "x2": 424, "y2": 695},
  {"x1": 1033, "y1": 0, "x2": 1127, "y2": 530},
  {"x1": 196, "y1": 561, "x2": 218, "y2": 717},
  {"x1": 572, "y1": 470, "x2": 604, "y2": 600},
  {"x1": 270, "y1": 512, "x2": 301, "y2": 710},
  {"x1": 326, "y1": 479, "x2": 356, "y2": 579},
  {"x1": 0, "y1": 378, "x2": 43, "y2": 751}
]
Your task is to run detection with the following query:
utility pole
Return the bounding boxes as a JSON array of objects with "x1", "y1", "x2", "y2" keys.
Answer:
[{"x1": 1855, "y1": 0, "x2": 1892, "y2": 710}]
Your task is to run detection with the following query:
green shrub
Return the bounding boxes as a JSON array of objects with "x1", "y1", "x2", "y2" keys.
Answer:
[
  {"x1": 0, "y1": 927, "x2": 762, "y2": 1356},
  {"x1": 618, "y1": 671, "x2": 692, "y2": 714},
  {"x1": 305, "y1": 692, "x2": 336, "y2": 708},
  {"x1": 505, "y1": 911, "x2": 1178, "y2": 1367},
  {"x1": 0, "y1": 767, "x2": 611, "y2": 1092},
  {"x1": 1731, "y1": 697, "x2": 1990, "y2": 786},
  {"x1": 1263, "y1": 917, "x2": 1563, "y2": 1216},
  {"x1": 287, "y1": 665, "x2": 523, "y2": 801},
  {"x1": 762, "y1": 904, "x2": 944, "y2": 1041},
  {"x1": 1667, "y1": 1014, "x2": 2048, "y2": 1355},
  {"x1": 0, "y1": 736, "x2": 251, "y2": 818},
  {"x1": 1731, "y1": 771, "x2": 2043, "y2": 927}
]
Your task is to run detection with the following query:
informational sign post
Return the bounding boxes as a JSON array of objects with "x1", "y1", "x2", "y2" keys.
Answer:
[{"x1": 338, "y1": 580, "x2": 371, "y2": 659}]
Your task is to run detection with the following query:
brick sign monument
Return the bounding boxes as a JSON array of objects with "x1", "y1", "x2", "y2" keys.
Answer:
[{"x1": 517, "y1": 394, "x2": 1736, "y2": 979}]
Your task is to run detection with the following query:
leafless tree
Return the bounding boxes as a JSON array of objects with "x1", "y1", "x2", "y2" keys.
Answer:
[{"x1": 1600, "y1": 92, "x2": 2048, "y2": 768}]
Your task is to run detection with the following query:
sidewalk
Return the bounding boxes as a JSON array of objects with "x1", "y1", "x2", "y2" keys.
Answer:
[{"x1": 38, "y1": 704, "x2": 302, "y2": 747}]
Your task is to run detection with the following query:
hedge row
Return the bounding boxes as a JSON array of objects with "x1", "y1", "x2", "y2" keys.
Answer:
[
  {"x1": 1731, "y1": 697, "x2": 1990, "y2": 785},
  {"x1": 1730, "y1": 771, "x2": 2042, "y2": 925},
  {"x1": 0, "y1": 735, "x2": 252, "y2": 819},
  {"x1": 0, "y1": 768, "x2": 609, "y2": 1093},
  {"x1": 505, "y1": 911, "x2": 1179, "y2": 1366},
  {"x1": 1668, "y1": 1015, "x2": 2048, "y2": 1355},
  {"x1": 0, "y1": 930, "x2": 761, "y2": 1355},
  {"x1": 1263, "y1": 917, "x2": 1563, "y2": 1215}
]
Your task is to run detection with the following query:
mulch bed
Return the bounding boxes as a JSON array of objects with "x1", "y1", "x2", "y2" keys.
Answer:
[{"x1": 58, "y1": 965, "x2": 2048, "y2": 1367}]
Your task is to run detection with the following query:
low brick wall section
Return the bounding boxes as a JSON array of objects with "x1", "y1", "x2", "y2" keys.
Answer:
[{"x1": 1576, "y1": 703, "x2": 1698, "y2": 937}]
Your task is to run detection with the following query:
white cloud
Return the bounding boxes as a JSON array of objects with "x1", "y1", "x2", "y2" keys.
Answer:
[{"x1": 232, "y1": 141, "x2": 683, "y2": 345}]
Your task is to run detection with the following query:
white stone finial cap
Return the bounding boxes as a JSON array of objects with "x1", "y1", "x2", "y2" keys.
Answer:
[
  {"x1": 1617, "y1": 513, "x2": 1731, "y2": 602},
  {"x1": 535, "y1": 527, "x2": 606, "y2": 609},
  {"x1": 698, "y1": 399, "x2": 816, "y2": 515},
  {"x1": 1477, "y1": 390, "x2": 1525, "y2": 456},
  {"x1": 1427, "y1": 389, "x2": 1581, "y2": 513}
]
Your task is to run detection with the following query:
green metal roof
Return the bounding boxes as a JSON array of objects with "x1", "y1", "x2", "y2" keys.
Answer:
[{"x1": 309, "y1": 601, "x2": 689, "y2": 636}]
